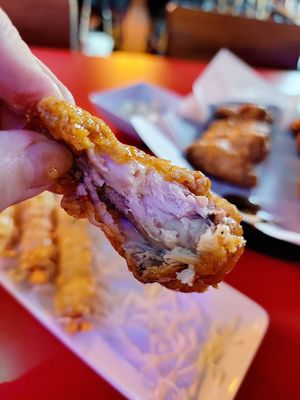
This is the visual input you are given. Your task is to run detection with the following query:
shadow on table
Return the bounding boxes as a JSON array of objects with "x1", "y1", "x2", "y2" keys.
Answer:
[{"x1": 242, "y1": 223, "x2": 300, "y2": 262}]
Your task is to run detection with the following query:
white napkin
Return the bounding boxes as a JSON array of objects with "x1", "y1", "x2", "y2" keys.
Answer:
[{"x1": 176, "y1": 48, "x2": 299, "y2": 125}]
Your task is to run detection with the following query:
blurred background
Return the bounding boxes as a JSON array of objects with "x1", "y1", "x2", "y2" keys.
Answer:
[{"x1": 1, "y1": 0, "x2": 300, "y2": 68}]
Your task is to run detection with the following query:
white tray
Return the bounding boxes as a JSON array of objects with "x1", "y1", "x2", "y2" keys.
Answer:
[{"x1": 0, "y1": 229, "x2": 268, "y2": 400}]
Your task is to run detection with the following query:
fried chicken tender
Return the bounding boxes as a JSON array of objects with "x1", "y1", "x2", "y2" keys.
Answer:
[
  {"x1": 25, "y1": 97, "x2": 245, "y2": 293},
  {"x1": 55, "y1": 206, "x2": 96, "y2": 332},
  {"x1": 0, "y1": 207, "x2": 16, "y2": 255},
  {"x1": 187, "y1": 119, "x2": 270, "y2": 187},
  {"x1": 17, "y1": 192, "x2": 57, "y2": 284}
]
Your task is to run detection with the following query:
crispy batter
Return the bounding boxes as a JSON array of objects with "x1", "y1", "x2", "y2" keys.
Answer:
[
  {"x1": 55, "y1": 205, "x2": 96, "y2": 332},
  {"x1": 0, "y1": 207, "x2": 17, "y2": 256},
  {"x1": 17, "y1": 192, "x2": 57, "y2": 284},
  {"x1": 25, "y1": 97, "x2": 245, "y2": 293},
  {"x1": 187, "y1": 119, "x2": 270, "y2": 187}
]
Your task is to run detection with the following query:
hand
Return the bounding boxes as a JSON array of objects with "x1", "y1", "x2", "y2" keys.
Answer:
[{"x1": 0, "y1": 9, "x2": 73, "y2": 211}]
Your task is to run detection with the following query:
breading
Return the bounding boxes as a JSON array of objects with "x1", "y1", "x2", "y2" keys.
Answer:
[
  {"x1": 55, "y1": 206, "x2": 96, "y2": 332},
  {"x1": 0, "y1": 207, "x2": 16, "y2": 256},
  {"x1": 17, "y1": 192, "x2": 57, "y2": 284},
  {"x1": 187, "y1": 119, "x2": 270, "y2": 187}
]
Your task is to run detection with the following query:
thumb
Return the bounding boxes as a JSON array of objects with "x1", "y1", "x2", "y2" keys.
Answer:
[{"x1": 0, "y1": 130, "x2": 72, "y2": 211}]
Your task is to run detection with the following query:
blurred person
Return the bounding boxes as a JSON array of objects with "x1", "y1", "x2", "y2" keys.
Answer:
[{"x1": 0, "y1": 9, "x2": 73, "y2": 211}]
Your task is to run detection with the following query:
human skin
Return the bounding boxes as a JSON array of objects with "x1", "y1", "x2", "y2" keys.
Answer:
[{"x1": 0, "y1": 9, "x2": 73, "y2": 211}]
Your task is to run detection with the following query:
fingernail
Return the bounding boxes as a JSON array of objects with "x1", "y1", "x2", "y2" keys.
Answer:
[{"x1": 25, "y1": 141, "x2": 73, "y2": 188}]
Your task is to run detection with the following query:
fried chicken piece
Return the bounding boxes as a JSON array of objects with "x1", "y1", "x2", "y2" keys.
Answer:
[
  {"x1": 215, "y1": 105, "x2": 238, "y2": 119},
  {"x1": 0, "y1": 207, "x2": 16, "y2": 255},
  {"x1": 17, "y1": 192, "x2": 57, "y2": 284},
  {"x1": 55, "y1": 205, "x2": 96, "y2": 332},
  {"x1": 187, "y1": 119, "x2": 270, "y2": 187},
  {"x1": 25, "y1": 97, "x2": 245, "y2": 293},
  {"x1": 187, "y1": 141, "x2": 257, "y2": 187},
  {"x1": 216, "y1": 104, "x2": 273, "y2": 124},
  {"x1": 290, "y1": 118, "x2": 300, "y2": 136}
]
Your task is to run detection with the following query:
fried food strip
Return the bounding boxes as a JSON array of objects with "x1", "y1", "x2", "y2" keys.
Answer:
[
  {"x1": 25, "y1": 97, "x2": 245, "y2": 293},
  {"x1": 0, "y1": 207, "x2": 16, "y2": 255},
  {"x1": 55, "y1": 206, "x2": 96, "y2": 332},
  {"x1": 187, "y1": 119, "x2": 270, "y2": 187},
  {"x1": 18, "y1": 192, "x2": 57, "y2": 284}
]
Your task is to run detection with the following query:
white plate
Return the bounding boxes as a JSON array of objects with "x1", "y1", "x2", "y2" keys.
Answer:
[{"x1": 0, "y1": 229, "x2": 268, "y2": 400}]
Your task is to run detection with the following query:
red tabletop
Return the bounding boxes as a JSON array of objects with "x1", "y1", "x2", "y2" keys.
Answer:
[{"x1": 0, "y1": 49, "x2": 299, "y2": 400}]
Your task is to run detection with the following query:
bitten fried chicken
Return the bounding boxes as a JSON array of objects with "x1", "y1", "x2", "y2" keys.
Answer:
[{"x1": 25, "y1": 97, "x2": 245, "y2": 293}]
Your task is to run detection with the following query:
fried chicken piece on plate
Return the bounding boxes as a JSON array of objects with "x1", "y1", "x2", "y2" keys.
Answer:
[
  {"x1": 216, "y1": 104, "x2": 273, "y2": 123},
  {"x1": 25, "y1": 97, "x2": 245, "y2": 293},
  {"x1": 187, "y1": 119, "x2": 270, "y2": 187}
]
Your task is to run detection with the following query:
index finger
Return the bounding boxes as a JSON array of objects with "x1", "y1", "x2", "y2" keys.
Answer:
[{"x1": 0, "y1": 9, "x2": 73, "y2": 112}]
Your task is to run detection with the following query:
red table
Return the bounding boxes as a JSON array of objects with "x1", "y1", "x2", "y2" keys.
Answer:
[{"x1": 0, "y1": 49, "x2": 299, "y2": 400}]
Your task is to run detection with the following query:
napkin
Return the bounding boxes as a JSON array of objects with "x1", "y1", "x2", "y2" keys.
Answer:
[{"x1": 176, "y1": 48, "x2": 299, "y2": 126}]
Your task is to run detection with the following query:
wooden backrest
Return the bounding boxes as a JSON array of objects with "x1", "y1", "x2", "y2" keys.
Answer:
[
  {"x1": 166, "y1": 4, "x2": 300, "y2": 69},
  {"x1": 0, "y1": 0, "x2": 78, "y2": 49}
]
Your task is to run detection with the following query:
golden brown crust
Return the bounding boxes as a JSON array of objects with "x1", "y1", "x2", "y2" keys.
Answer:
[
  {"x1": 55, "y1": 205, "x2": 96, "y2": 331},
  {"x1": 25, "y1": 97, "x2": 245, "y2": 293},
  {"x1": 187, "y1": 139, "x2": 258, "y2": 187},
  {"x1": 187, "y1": 119, "x2": 270, "y2": 187},
  {"x1": 17, "y1": 193, "x2": 57, "y2": 284},
  {"x1": 216, "y1": 104, "x2": 273, "y2": 123},
  {"x1": 0, "y1": 207, "x2": 17, "y2": 256}
]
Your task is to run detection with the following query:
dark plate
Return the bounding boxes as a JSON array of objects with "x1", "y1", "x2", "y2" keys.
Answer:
[
  {"x1": 167, "y1": 103, "x2": 300, "y2": 249},
  {"x1": 203, "y1": 104, "x2": 299, "y2": 234}
]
